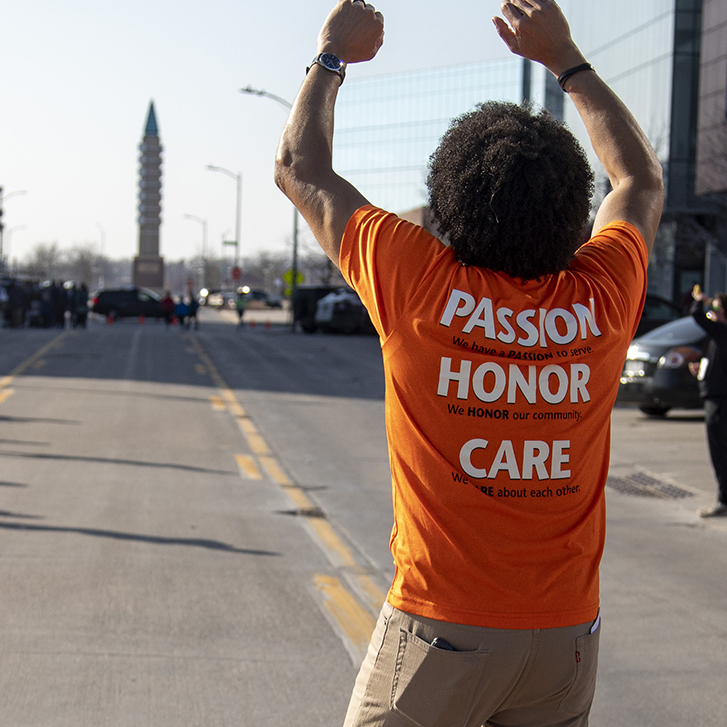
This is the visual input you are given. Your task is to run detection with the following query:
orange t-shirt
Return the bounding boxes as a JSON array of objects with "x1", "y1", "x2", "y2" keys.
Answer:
[{"x1": 340, "y1": 205, "x2": 648, "y2": 629}]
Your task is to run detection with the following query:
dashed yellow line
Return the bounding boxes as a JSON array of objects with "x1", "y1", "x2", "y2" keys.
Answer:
[
  {"x1": 309, "y1": 519, "x2": 358, "y2": 568},
  {"x1": 8, "y1": 331, "x2": 68, "y2": 378},
  {"x1": 0, "y1": 331, "x2": 67, "y2": 396},
  {"x1": 246, "y1": 432, "x2": 271, "y2": 456},
  {"x1": 195, "y1": 364, "x2": 206, "y2": 375},
  {"x1": 236, "y1": 417, "x2": 256, "y2": 434},
  {"x1": 210, "y1": 396, "x2": 226, "y2": 411},
  {"x1": 258, "y1": 455, "x2": 293, "y2": 486},
  {"x1": 314, "y1": 574, "x2": 377, "y2": 654},
  {"x1": 221, "y1": 388, "x2": 238, "y2": 406},
  {"x1": 236, "y1": 454, "x2": 263, "y2": 480},
  {"x1": 189, "y1": 331, "x2": 387, "y2": 652},
  {"x1": 353, "y1": 572, "x2": 387, "y2": 614},
  {"x1": 228, "y1": 401, "x2": 245, "y2": 418},
  {"x1": 0, "y1": 389, "x2": 15, "y2": 406}
]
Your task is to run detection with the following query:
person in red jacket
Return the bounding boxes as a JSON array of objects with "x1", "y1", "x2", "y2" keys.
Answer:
[{"x1": 161, "y1": 291, "x2": 175, "y2": 325}]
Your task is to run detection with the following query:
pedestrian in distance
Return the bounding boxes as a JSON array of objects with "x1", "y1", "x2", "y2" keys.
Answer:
[
  {"x1": 187, "y1": 294, "x2": 200, "y2": 330},
  {"x1": 72, "y1": 283, "x2": 90, "y2": 329},
  {"x1": 161, "y1": 291, "x2": 175, "y2": 325},
  {"x1": 235, "y1": 289, "x2": 247, "y2": 328},
  {"x1": 174, "y1": 298, "x2": 189, "y2": 329},
  {"x1": 275, "y1": 1, "x2": 663, "y2": 725},
  {"x1": 690, "y1": 285, "x2": 727, "y2": 517}
]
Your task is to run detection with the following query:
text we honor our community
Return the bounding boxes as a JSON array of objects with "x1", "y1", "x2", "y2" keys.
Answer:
[{"x1": 437, "y1": 288, "x2": 603, "y2": 490}]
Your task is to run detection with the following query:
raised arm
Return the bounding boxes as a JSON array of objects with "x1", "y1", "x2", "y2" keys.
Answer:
[
  {"x1": 274, "y1": 0, "x2": 384, "y2": 266},
  {"x1": 494, "y1": 0, "x2": 664, "y2": 254}
]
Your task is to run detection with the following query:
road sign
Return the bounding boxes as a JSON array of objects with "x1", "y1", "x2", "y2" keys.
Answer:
[
  {"x1": 283, "y1": 269, "x2": 304, "y2": 296},
  {"x1": 283, "y1": 269, "x2": 304, "y2": 286},
  {"x1": 231, "y1": 266, "x2": 242, "y2": 280}
]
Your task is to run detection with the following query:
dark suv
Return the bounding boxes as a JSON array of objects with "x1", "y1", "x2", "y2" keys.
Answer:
[
  {"x1": 91, "y1": 287, "x2": 164, "y2": 319},
  {"x1": 617, "y1": 316, "x2": 707, "y2": 416}
]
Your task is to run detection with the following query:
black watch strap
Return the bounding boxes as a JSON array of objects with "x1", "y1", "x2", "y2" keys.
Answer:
[{"x1": 307, "y1": 52, "x2": 346, "y2": 84}]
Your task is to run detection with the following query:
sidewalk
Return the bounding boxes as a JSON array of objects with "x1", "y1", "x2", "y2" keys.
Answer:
[{"x1": 593, "y1": 406, "x2": 727, "y2": 726}]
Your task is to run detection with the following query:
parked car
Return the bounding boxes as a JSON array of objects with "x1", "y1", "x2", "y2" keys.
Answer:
[
  {"x1": 617, "y1": 316, "x2": 707, "y2": 416},
  {"x1": 91, "y1": 287, "x2": 165, "y2": 319},
  {"x1": 292, "y1": 285, "x2": 340, "y2": 333},
  {"x1": 634, "y1": 293, "x2": 682, "y2": 338},
  {"x1": 314, "y1": 287, "x2": 376, "y2": 335},
  {"x1": 204, "y1": 290, "x2": 237, "y2": 309},
  {"x1": 241, "y1": 288, "x2": 283, "y2": 309}
]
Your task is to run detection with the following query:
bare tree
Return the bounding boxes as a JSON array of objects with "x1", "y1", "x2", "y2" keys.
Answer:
[
  {"x1": 23, "y1": 242, "x2": 63, "y2": 280},
  {"x1": 64, "y1": 244, "x2": 99, "y2": 285}
]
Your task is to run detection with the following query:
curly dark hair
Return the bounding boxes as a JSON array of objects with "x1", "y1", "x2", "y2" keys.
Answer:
[{"x1": 427, "y1": 101, "x2": 594, "y2": 280}]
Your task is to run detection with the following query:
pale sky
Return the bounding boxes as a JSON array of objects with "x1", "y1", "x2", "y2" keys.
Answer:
[{"x1": 2, "y1": 0, "x2": 571, "y2": 266}]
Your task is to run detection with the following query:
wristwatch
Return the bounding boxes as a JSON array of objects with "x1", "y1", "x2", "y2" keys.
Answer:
[{"x1": 307, "y1": 52, "x2": 346, "y2": 84}]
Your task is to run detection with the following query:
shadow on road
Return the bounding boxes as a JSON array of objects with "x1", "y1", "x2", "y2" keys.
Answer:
[
  {"x1": 0, "y1": 519, "x2": 280, "y2": 555},
  {"x1": 0, "y1": 450, "x2": 235, "y2": 476}
]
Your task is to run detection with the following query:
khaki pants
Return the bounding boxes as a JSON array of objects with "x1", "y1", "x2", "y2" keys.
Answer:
[{"x1": 343, "y1": 602, "x2": 600, "y2": 727}]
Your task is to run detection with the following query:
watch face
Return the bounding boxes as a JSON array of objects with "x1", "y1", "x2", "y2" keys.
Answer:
[{"x1": 320, "y1": 53, "x2": 341, "y2": 71}]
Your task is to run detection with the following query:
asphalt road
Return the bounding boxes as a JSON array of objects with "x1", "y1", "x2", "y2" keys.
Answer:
[{"x1": 0, "y1": 308, "x2": 725, "y2": 726}]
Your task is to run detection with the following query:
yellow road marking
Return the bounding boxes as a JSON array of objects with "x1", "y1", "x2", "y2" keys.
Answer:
[
  {"x1": 258, "y1": 455, "x2": 293, "y2": 487},
  {"x1": 0, "y1": 376, "x2": 14, "y2": 390},
  {"x1": 195, "y1": 364, "x2": 206, "y2": 375},
  {"x1": 236, "y1": 417, "x2": 257, "y2": 434},
  {"x1": 0, "y1": 389, "x2": 15, "y2": 406},
  {"x1": 221, "y1": 388, "x2": 238, "y2": 405},
  {"x1": 32, "y1": 360, "x2": 45, "y2": 370},
  {"x1": 236, "y1": 454, "x2": 263, "y2": 480},
  {"x1": 246, "y1": 432, "x2": 271, "y2": 456},
  {"x1": 10, "y1": 331, "x2": 68, "y2": 377},
  {"x1": 352, "y1": 573, "x2": 388, "y2": 613},
  {"x1": 309, "y1": 520, "x2": 357, "y2": 568},
  {"x1": 228, "y1": 401, "x2": 246, "y2": 418},
  {"x1": 314, "y1": 574, "x2": 376, "y2": 651},
  {"x1": 189, "y1": 332, "x2": 383, "y2": 624},
  {"x1": 257, "y1": 453, "x2": 359, "y2": 568}
]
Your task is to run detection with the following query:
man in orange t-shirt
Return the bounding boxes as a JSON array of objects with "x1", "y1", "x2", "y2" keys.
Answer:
[{"x1": 275, "y1": 1, "x2": 664, "y2": 726}]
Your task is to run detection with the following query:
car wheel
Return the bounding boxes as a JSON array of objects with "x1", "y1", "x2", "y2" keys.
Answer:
[{"x1": 638, "y1": 405, "x2": 671, "y2": 417}]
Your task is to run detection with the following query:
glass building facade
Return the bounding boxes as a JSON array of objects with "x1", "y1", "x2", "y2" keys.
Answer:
[
  {"x1": 334, "y1": 1, "x2": 725, "y2": 301},
  {"x1": 568, "y1": 0, "x2": 702, "y2": 210},
  {"x1": 567, "y1": 0, "x2": 710, "y2": 300},
  {"x1": 334, "y1": 59, "x2": 562, "y2": 214}
]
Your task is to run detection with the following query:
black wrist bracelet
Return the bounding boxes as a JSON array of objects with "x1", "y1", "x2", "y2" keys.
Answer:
[{"x1": 557, "y1": 63, "x2": 594, "y2": 92}]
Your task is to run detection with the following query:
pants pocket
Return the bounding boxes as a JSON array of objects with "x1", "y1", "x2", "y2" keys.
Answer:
[
  {"x1": 557, "y1": 628, "x2": 600, "y2": 715},
  {"x1": 390, "y1": 629, "x2": 490, "y2": 727}
]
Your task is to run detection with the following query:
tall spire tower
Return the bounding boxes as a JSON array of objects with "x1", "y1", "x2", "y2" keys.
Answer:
[{"x1": 133, "y1": 101, "x2": 164, "y2": 290}]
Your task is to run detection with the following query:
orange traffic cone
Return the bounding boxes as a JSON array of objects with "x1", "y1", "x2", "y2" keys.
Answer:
[
  {"x1": 139, "y1": 313, "x2": 145, "y2": 325},
  {"x1": 249, "y1": 320, "x2": 256, "y2": 329},
  {"x1": 265, "y1": 320, "x2": 271, "y2": 329},
  {"x1": 172, "y1": 315, "x2": 178, "y2": 326},
  {"x1": 107, "y1": 312, "x2": 115, "y2": 325}
]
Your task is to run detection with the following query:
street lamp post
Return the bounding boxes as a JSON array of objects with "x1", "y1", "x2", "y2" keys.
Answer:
[
  {"x1": 96, "y1": 223, "x2": 106, "y2": 289},
  {"x1": 184, "y1": 214, "x2": 208, "y2": 290},
  {"x1": 206, "y1": 165, "x2": 242, "y2": 268},
  {"x1": 5, "y1": 225, "x2": 26, "y2": 273},
  {"x1": 239, "y1": 85, "x2": 301, "y2": 324},
  {"x1": 0, "y1": 188, "x2": 28, "y2": 269}
]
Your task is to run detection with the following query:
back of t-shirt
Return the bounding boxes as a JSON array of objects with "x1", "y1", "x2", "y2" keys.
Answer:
[{"x1": 341, "y1": 206, "x2": 648, "y2": 629}]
